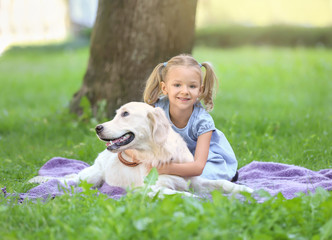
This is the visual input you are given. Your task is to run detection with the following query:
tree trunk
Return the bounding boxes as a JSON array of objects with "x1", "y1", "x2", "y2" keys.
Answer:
[{"x1": 70, "y1": 0, "x2": 198, "y2": 118}]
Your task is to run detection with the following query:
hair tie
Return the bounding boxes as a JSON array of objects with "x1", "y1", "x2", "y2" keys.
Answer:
[
  {"x1": 163, "y1": 62, "x2": 167, "y2": 67},
  {"x1": 199, "y1": 63, "x2": 202, "y2": 68}
]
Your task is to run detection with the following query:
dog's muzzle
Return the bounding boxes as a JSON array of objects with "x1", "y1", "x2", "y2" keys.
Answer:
[
  {"x1": 105, "y1": 132, "x2": 135, "y2": 151},
  {"x1": 95, "y1": 124, "x2": 135, "y2": 151}
]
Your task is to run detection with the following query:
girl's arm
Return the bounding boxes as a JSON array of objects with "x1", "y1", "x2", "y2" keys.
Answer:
[{"x1": 157, "y1": 131, "x2": 213, "y2": 177}]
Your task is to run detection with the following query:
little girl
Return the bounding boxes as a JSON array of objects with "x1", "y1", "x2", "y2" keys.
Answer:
[{"x1": 143, "y1": 54, "x2": 238, "y2": 181}]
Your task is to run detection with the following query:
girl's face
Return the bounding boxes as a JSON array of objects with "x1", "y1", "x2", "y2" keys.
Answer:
[{"x1": 161, "y1": 66, "x2": 202, "y2": 111}]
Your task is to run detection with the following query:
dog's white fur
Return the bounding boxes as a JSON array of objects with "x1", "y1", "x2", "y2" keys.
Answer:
[{"x1": 77, "y1": 102, "x2": 253, "y2": 195}]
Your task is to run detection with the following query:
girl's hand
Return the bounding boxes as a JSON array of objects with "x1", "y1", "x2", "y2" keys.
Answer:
[
  {"x1": 147, "y1": 164, "x2": 169, "y2": 175},
  {"x1": 155, "y1": 164, "x2": 169, "y2": 175},
  {"x1": 151, "y1": 131, "x2": 213, "y2": 177}
]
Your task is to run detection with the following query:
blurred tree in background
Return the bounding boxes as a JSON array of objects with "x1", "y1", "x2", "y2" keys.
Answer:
[{"x1": 70, "y1": 0, "x2": 198, "y2": 118}]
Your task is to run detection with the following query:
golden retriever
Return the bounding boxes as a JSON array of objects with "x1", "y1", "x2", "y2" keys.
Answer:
[{"x1": 77, "y1": 102, "x2": 253, "y2": 196}]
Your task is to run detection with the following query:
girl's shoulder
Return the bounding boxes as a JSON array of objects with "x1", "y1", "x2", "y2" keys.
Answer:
[
  {"x1": 154, "y1": 96, "x2": 169, "y2": 110},
  {"x1": 193, "y1": 102, "x2": 214, "y2": 122},
  {"x1": 191, "y1": 103, "x2": 215, "y2": 137}
]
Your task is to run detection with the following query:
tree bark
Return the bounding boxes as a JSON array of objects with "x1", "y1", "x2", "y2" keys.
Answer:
[{"x1": 70, "y1": 0, "x2": 198, "y2": 118}]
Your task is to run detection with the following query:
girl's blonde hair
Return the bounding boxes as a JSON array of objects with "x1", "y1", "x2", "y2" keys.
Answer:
[{"x1": 143, "y1": 54, "x2": 218, "y2": 111}]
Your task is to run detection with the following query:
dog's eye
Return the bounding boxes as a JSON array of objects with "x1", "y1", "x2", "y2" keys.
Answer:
[{"x1": 121, "y1": 111, "x2": 129, "y2": 117}]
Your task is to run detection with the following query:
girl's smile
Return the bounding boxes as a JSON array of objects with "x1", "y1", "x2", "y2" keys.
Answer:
[{"x1": 177, "y1": 97, "x2": 190, "y2": 101}]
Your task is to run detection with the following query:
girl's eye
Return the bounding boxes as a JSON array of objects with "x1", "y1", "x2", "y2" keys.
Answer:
[
  {"x1": 121, "y1": 111, "x2": 129, "y2": 117},
  {"x1": 174, "y1": 84, "x2": 181, "y2": 87},
  {"x1": 190, "y1": 85, "x2": 197, "y2": 89}
]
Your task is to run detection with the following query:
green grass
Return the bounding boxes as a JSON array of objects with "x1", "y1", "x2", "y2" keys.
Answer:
[
  {"x1": 194, "y1": 47, "x2": 332, "y2": 170},
  {"x1": 1, "y1": 43, "x2": 332, "y2": 239}
]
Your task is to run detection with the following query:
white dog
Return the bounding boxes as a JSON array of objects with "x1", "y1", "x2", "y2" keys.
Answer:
[{"x1": 77, "y1": 102, "x2": 253, "y2": 196}]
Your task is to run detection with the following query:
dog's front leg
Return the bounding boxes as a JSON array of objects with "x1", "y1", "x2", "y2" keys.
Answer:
[
  {"x1": 190, "y1": 177, "x2": 254, "y2": 194},
  {"x1": 78, "y1": 164, "x2": 104, "y2": 188}
]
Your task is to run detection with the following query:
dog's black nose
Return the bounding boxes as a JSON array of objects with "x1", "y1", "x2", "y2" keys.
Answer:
[{"x1": 95, "y1": 125, "x2": 104, "y2": 134}]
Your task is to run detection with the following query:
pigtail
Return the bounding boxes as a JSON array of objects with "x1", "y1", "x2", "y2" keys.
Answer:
[
  {"x1": 200, "y1": 62, "x2": 219, "y2": 111},
  {"x1": 143, "y1": 63, "x2": 165, "y2": 105}
]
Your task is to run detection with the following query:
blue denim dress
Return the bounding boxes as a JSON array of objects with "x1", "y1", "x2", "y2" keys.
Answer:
[{"x1": 155, "y1": 97, "x2": 238, "y2": 180}]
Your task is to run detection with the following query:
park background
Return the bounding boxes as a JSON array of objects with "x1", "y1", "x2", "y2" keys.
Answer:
[
  {"x1": 1, "y1": 0, "x2": 332, "y2": 52},
  {"x1": 0, "y1": 0, "x2": 332, "y2": 53},
  {"x1": 1, "y1": 0, "x2": 332, "y2": 239}
]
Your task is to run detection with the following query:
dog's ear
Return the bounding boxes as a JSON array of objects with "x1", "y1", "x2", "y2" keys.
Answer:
[{"x1": 147, "y1": 107, "x2": 170, "y2": 145}]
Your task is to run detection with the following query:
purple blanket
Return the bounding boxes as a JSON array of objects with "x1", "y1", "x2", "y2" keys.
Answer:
[
  {"x1": 3, "y1": 158, "x2": 332, "y2": 202},
  {"x1": 238, "y1": 161, "x2": 332, "y2": 199}
]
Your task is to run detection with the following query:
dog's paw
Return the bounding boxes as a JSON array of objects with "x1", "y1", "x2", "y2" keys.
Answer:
[
  {"x1": 28, "y1": 176, "x2": 52, "y2": 184},
  {"x1": 242, "y1": 186, "x2": 254, "y2": 194}
]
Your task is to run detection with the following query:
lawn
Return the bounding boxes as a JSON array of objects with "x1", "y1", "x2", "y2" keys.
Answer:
[{"x1": 0, "y1": 42, "x2": 332, "y2": 239}]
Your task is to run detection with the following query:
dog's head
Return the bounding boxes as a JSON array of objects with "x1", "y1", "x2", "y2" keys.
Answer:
[{"x1": 95, "y1": 102, "x2": 170, "y2": 153}]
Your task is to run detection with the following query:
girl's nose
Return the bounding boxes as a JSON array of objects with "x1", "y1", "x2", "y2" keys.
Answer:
[{"x1": 181, "y1": 86, "x2": 189, "y2": 94}]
